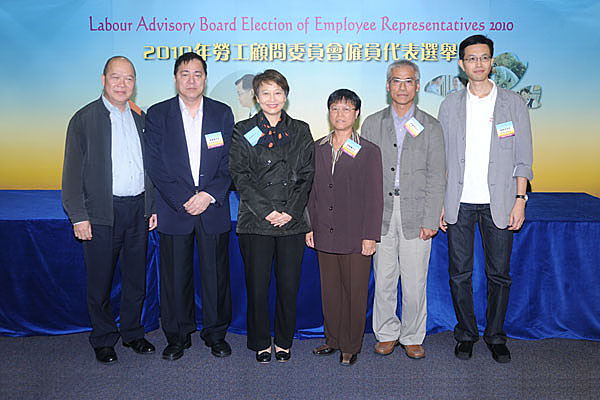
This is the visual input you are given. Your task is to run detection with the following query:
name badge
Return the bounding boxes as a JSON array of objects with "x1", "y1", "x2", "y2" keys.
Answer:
[
  {"x1": 205, "y1": 132, "x2": 224, "y2": 149},
  {"x1": 244, "y1": 126, "x2": 263, "y2": 147},
  {"x1": 405, "y1": 117, "x2": 424, "y2": 137},
  {"x1": 342, "y1": 138, "x2": 361, "y2": 158},
  {"x1": 496, "y1": 121, "x2": 515, "y2": 138}
]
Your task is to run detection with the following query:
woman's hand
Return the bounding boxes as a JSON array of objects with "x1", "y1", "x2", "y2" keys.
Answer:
[
  {"x1": 305, "y1": 232, "x2": 314, "y2": 248},
  {"x1": 266, "y1": 211, "x2": 292, "y2": 227},
  {"x1": 361, "y1": 239, "x2": 376, "y2": 256}
]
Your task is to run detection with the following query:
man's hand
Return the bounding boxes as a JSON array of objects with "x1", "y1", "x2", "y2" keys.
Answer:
[
  {"x1": 183, "y1": 191, "x2": 212, "y2": 215},
  {"x1": 419, "y1": 227, "x2": 438, "y2": 241},
  {"x1": 148, "y1": 214, "x2": 157, "y2": 231},
  {"x1": 439, "y1": 207, "x2": 448, "y2": 232},
  {"x1": 73, "y1": 221, "x2": 92, "y2": 241},
  {"x1": 305, "y1": 231, "x2": 314, "y2": 248},
  {"x1": 362, "y1": 239, "x2": 376, "y2": 256},
  {"x1": 266, "y1": 211, "x2": 292, "y2": 227},
  {"x1": 508, "y1": 200, "x2": 526, "y2": 231}
]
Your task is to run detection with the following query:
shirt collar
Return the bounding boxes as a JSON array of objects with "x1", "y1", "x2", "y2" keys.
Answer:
[
  {"x1": 319, "y1": 130, "x2": 360, "y2": 146},
  {"x1": 392, "y1": 103, "x2": 415, "y2": 125},
  {"x1": 178, "y1": 96, "x2": 204, "y2": 118},
  {"x1": 102, "y1": 95, "x2": 130, "y2": 114},
  {"x1": 466, "y1": 79, "x2": 497, "y2": 103}
]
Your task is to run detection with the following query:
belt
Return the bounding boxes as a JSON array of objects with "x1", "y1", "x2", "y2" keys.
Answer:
[{"x1": 113, "y1": 192, "x2": 144, "y2": 201}]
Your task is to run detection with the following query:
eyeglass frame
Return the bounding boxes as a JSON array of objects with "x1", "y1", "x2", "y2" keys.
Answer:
[{"x1": 462, "y1": 55, "x2": 492, "y2": 64}]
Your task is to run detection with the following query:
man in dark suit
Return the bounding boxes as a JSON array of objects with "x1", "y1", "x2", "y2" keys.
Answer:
[
  {"x1": 62, "y1": 56, "x2": 157, "y2": 364},
  {"x1": 144, "y1": 52, "x2": 234, "y2": 361}
]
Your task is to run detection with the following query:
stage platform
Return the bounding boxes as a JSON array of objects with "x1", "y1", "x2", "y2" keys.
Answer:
[{"x1": 1, "y1": 191, "x2": 599, "y2": 340}]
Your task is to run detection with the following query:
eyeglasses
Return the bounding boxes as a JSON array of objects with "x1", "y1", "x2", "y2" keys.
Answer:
[
  {"x1": 388, "y1": 78, "x2": 418, "y2": 87},
  {"x1": 463, "y1": 55, "x2": 491, "y2": 64},
  {"x1": 329, "y1": 106, "x2": 356, "y2": 114}
]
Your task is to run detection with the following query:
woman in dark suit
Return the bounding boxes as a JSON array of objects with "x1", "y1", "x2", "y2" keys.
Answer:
[
  {"x1": 306, "y1": 89, "x2": 383, "y2": 366},
  {"x1": 229, "y1": 69, "x2": 314, "y2": 363}
]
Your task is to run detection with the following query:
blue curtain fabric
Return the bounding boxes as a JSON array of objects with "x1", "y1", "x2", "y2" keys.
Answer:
[{"x1": 1, "y1": 191, "x2": 599, "y2": 340}]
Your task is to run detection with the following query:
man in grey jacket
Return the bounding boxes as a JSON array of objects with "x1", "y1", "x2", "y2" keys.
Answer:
[
  {"x1": 362, "y1": 60, "x2": 446, "y2": 359},
  {"x1": 438, "y1": 35, "x2": 533, "y2": 363}
]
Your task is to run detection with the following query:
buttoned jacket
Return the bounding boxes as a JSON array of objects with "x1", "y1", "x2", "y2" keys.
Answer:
[
  {"x1": 144, "y1": 96, "x2": 233, "y2": 235},
  {"x1": 307, "y1": 135, "x2": 383, "y2": 254},
  {"x1": 361, "y1": 106, "x2": 446, "y2": 239},
  {"x1": 229, "y1": 111, "x2": 314, "y2": 236}
]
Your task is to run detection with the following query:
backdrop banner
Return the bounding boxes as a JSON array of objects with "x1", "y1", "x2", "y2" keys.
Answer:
[{"x1": 1, "y1": 0, "x2": 599, "y2": 195}]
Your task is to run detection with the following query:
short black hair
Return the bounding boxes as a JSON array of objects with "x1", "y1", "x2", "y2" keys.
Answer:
[
  {"x1": 174, "y1": 52, "x2": 207, "y2": 75},
  {"x1": 459, "y1": 35, "x2": 494, "y2": 60},
  {"x1": 327, "y1": 89, "x2": 361, "y2": 112},
  {"x1": 235, "y1": 74, "x2": 254, "y2": 90},
  {"x1": 252, "y1": 69, "x2": 289, "y2": 96},
  {"x1": 103, "y1": 56, "x2": 136, "y2": 76}
]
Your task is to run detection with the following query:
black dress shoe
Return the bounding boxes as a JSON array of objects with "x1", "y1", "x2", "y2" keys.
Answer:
[
  {"x1": 312, "y1": 344, "x2": 336, "y2": 356},
  {"x1": 123, "y1": 338, "x2": 155, "y2": 354},
  {"x1": 339, "y1": 352, "x2": 357, "y2": 366},
  {"x1": 487, "y1": 343, "x2": 511, "y2": 363},
  {"x1": 256, "y1": 351, "x2": 271, "y2": 364},
  {"x1": 210, "y1": 340, "x2": 232, "y2": 358},
  {"x1": 454, "y1": 341, "x2": 474, "y2": 360},
  {"x1": 275, "y1": 349, "x2": 291, "y2": 362},
  {"x1": 162, "y1": 343, "x2": 186, "y2": 361},
  {"x1": 94, "y1": 346, "x2": 117, "y2": 364}
]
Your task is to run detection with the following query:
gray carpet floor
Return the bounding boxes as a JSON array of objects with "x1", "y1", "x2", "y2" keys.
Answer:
[{"x1": 1, "y1": 330, "x2": 599, "y2": 399}]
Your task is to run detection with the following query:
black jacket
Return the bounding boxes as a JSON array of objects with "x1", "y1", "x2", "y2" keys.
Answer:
[
  {"x1": 229, "y1": 111, "x2": 314, "y2": 236},
  {"x1": 62, "y1": 97, "x2": 155, "y2": 226}
]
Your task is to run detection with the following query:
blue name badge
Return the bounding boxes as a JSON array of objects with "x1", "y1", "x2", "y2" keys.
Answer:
[{"x1": 244, "y1": 126, "x2": 263, "y2": 147}]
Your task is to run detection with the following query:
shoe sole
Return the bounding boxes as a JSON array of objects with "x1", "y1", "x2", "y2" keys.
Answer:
[
  {"x1": 312, "y1": 350, "x2": 337, "y2": 356},
  {"x1": 162, "y1": 351, "x2": 184, "y2": 361},
  {"x1": 96, "y1": 358, "x2": 117, "y2": 364},
  {"x1": 211, "y1": 350, "x2": 232, "y2": 358},
  {"x1": 340, "y1": 358, "x2": 357, "y2": 366},
  {"x1": 400, "y1": 345, "x2": 425, "y2": 360},
  {"x1": 491, "y1": 354, "x2": 511, "y2": 363},
  {"x1": 123, "y1": 344, "x2": 155, "y2": 355},
  {"x1": 455, "y1": 351, "x2": 472, "y2": 360}
]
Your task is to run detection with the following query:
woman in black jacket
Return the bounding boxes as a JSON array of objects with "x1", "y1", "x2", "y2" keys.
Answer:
[{"x1": 229, "y1": 69, "x2": 314, "y2": 363}]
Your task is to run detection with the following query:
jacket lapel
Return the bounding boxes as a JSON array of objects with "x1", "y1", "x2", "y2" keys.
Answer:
[{"x1": 381, "y1": 106, "x2": 398, "y2": 165}]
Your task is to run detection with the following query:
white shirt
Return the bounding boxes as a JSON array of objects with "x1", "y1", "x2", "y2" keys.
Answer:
[
  {"x1": 461, "y1": 79, "x2": 497, "y2": 204},
  {"x1": 179, "y1": 96, "x2": 203, "y2": 187},
  {"x1": 102, "y1": 95, "x2": 144, "y2": 197}
]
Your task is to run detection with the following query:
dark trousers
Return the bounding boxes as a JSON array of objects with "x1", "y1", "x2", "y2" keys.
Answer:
[
  {"x1": 317, "y1": 251, "x2": 371, "y2": 354},
  {"x1": 159, "y1": 220, "x2": 231, "y2": 346},
  {"x1": 238, "y1": 233, "x2": 305, "y2": 351},
  {"x1": 82, "y1": 194, "x2": 147, "y2": 348},
  {"x1": 447, "y1": 203, "x2": 513, "y2": 344}
]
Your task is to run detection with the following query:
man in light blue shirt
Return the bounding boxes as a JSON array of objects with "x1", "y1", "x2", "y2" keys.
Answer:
[{"x1": 62, "y1": 56, "x2": 157, "y2": 364}]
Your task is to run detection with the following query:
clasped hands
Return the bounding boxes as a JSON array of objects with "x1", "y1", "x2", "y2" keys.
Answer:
[
  {"x1": 184, "y1": 191, "x2": 213, "y2": 215},
  {"x1": 266, "y1": 210, "x2": 292, "y2": 227}
]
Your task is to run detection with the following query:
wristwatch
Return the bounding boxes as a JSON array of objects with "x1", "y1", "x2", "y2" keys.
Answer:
[{"x1": 516, "y1": 194, "x2": 528, "y2": 202}]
